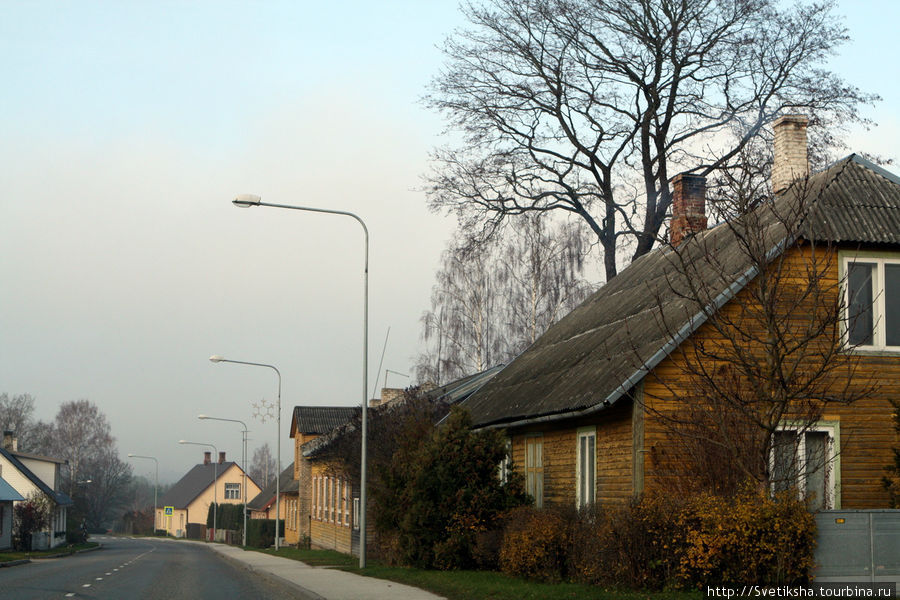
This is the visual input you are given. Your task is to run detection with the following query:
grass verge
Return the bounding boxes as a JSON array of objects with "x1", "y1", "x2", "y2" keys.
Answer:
[
  {"x1": 0, "y1": 542, "x2": 99, "y2": 562},
  {"x1": 255, "y1": 547, "x2": 699, "y2": 600}
]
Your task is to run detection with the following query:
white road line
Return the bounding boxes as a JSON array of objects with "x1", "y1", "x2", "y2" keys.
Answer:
[
  {"x1": 95, "y1": 577, "x2": 103, "y2": 581},
  {"x1": 65, "y1": 594, "x2": 76, "y2": 597},
  {"x1": 82, "y1": 584, "x2": 91, "y2": 588}
]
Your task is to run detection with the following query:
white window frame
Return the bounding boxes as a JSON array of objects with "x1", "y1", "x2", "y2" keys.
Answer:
[
  {"x1": 842, "y1": 253, "x2": 900, "y2": 352},
  {"x1": 224, "y1": 482, "x2": 240, "y2": 500},
  {"x1": 575, "y1": 427, "x2": 596, "y2": 509},
  {"x1": 769, "y1": 421, "x2": 840, "y2": 510},
  {"x1": 352, "y1": 497, "x2": 360, "y2": 531},
  {"x1": 498, "y1": 438, "x2": 512, "y2": 485},
  {"x1": 343, "y1": 482, "x2": 351, "y2": 527}
]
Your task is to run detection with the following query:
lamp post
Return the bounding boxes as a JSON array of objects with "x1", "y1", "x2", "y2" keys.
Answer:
[
  {"x1": 209, "y1": 355, "x2": 283, "y2": 550},
  {"x1": 231, "y1": 193, "x2": 369, "y2": 568},
  {"x1": 179, "y1": 440, "x2": 218, "y2": 542},
  {"x1": 127, "y1": 454, "x2": 158, "y2": 533},
  {"x1": 198, "y1": 415, "x2": 249, "y2": 547}
]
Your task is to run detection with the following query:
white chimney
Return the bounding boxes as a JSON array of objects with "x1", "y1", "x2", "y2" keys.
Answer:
[{"x1": 772, "y1": 114, "x2": 809, "y2": 195}]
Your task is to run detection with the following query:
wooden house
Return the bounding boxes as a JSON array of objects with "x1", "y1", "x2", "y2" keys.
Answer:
[
  {"x1": 460, "y1": 116, "x2": 900, "y2": 510},
  {"x1": 300, "y1": 370, "x2": 504, "y2": 556}
]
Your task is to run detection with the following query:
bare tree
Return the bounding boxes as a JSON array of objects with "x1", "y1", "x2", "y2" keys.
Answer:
[
  {"x1": 39, "y1": 400, "x2": 134, "y2": 530},
  {"x1": 638, "y1": 167, "x2": 874, "y2": 506},
  {"x1": 81, "y1": 448, "x2": 132, "y2": 531},
  {"x1": 426, "y1": 0, "x2": 876, "y2": 280},
  {"x1": 415, "y1": 216, "x2": 593, "y2": 384},
  {"x1": 249, "y1": 443, "x2": 276, "y2": 489},
  {"x1": 0, "y1": 392, "x2": 53, "y2": 453}
]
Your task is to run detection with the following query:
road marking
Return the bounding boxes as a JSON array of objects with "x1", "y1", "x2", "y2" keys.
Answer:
[
  {"x1": 65, "y1": 594, "x2": 76, "y2": 597},
  {"x1": 105, "y1": 572, "x2": 111, "y2": 575},
  {"x1": 95, "y1": 577, "x2": 103, "y2": 581},
  {"x1": 82, "y1": 584, "x2": 91, "y2": 588}
]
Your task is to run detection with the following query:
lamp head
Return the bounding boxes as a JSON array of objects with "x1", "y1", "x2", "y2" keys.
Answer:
[
  {"x1": 178, "y1": 440, "x2": 187, "y2": 444},
  {"x1": 209, "y1": 355, "x2": 225, "y2": 363},
  {"x1": 198, "y1": 414, "x2": 208, "y2": 419},
  {"x1": 233, "y1": 194, "x2": 261, "y2": 208},
  {"x1": 127, "y1": 453, "x2": 135, "y2": 457}
]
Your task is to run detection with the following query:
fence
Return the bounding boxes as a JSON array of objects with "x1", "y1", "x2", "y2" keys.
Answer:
[{"x1": 815, "y1": 510, "x2": 900, "y2": 583}]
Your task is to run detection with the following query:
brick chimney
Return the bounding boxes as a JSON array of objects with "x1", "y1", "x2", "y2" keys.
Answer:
[
  {"x1": 203, "y1": 451, "x2": 211, "y2": 465},
  {"x1": 2, "y1": 430, "x2": 17, "y2": 452},
  {"x1": 670, "y1": 173, "x2": 707, "y2": 247},
  {"x1": 772, "y1": 114, "x2": 809, "y2": 195},
  {"x1": 218, "y1": 451, "x2": 226, "y2": 464}
]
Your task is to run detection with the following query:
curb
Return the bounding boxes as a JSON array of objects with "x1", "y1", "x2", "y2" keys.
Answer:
[{"x1": 0, "y1": 559, "x2": 31, "y2": 568}]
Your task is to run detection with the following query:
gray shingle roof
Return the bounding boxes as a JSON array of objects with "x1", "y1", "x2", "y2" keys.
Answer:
[
  {"x1": 159, "y1": 461, "x2": 237, "y2": 509},
  {"x1": 0, "y1": 447, "x2": 72, "y2": 506},
  {"x1": 461, "y1": 155, "x2": 900, "y2": 429},
  {"x1": 290, "y1": 406, "x2": 359, "y2": 436},
  {"x1": 247, "y1": 462, "x2": 296, "y2": 511}
]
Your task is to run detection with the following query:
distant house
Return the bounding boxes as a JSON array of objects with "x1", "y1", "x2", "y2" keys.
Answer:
[
  {"x1": 247, "y1": 462, "x2": 298, "y2": 545},
  {"x1": 300, "y1": 372, "x2": 503, "y2": 556},
  {"x1": 0, "y1": 431, "x2": 73, "y2": 549},
  {"x1": 157, "y1": 451, "x2": 260, "y2": 539},
  {"x1": 287, "y1": 406, "x2": 357, "y2": 546},
  {"x1": 0, "y1": 476, "x2": 25, "y2": 550},
  {"x1": 460, "y1": 115, "x2": 900, "y2": 511}
]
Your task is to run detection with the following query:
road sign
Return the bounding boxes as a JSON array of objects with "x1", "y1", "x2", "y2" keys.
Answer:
[{"x1": 164, "y1": 506, "x2": 174, "y2": 515}]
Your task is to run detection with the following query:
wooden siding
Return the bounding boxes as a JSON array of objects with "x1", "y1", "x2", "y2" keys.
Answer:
[
  {"x1": 508, "y1": 399, "x2": 634, "y2": 508},
  {"x1": 640, "y1": 244, "x2": 899, "y2": 508},
  {"x1": 308, "y1": 461, "x2": 354, "y2": 554}
]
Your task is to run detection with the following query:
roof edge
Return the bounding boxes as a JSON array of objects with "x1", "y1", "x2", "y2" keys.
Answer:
[{"x1": 474, "y1": 231, "x2": 794, "y2": 431}]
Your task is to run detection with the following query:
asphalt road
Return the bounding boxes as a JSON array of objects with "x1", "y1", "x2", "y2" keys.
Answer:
[{"x1": 0, "y1": 536, "x2": 308, "y2": 600}]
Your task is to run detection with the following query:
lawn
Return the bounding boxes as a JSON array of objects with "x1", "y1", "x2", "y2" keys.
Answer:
[
  {"x1": 255, "y1": 547, "x2": 699, "y2": 600},
  {"x1": 0, "y1": 542, "x2": 99, "y2": 563}
]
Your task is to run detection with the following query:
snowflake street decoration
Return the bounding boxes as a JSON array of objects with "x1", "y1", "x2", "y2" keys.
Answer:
[{"x1": 251, "y1": 398, "x2": 275, "y2": 424}]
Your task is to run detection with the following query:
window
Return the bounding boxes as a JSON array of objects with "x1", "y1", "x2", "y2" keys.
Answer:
[
  {"x1": 576, "y1": 428, "x2": 596, "y2": 509},
  {"x1": 771, "y1": 423, "x2": 838, "y2": 511},
  {"x1": 525, "y1": 435, "x2": 544, "y2": 508},
  {"x1": 498, "y1": 438, "x2": 512, "y2": 485},
  {"x1": 845, "y1": 255, "x2": 900, "y2": 350},
  {"x1": 343, "y1": 482, "x2": 350, "y2": 527},
  {"x1": 352, "y1": 497, "x2": 360, "y2": 530},
  {"x1": 224, "y1": 483, "x2": 240, "y2": 499}
]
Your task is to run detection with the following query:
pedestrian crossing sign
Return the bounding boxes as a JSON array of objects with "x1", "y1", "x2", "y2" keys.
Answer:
[{"x1": 164, "y1": 506, "x2": 174, "y2": 515}]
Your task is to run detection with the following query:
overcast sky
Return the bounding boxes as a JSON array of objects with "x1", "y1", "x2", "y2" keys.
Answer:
[{"x1": 2, "y1": 1, "x2": 898, "y2": 483}]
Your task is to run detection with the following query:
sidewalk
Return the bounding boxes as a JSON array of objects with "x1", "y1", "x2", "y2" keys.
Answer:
[{"x1": 200, "y1": 542, "x2": 445, "y2": 600}]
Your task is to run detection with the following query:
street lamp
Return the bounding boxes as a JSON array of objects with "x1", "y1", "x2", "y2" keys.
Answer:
[
  {"x1": 179, "y1": 440, "x2": 218, "y2": 542},
  {"x1": 209, "y1": 355, "x2": 283, "y2": 550},
  {"x1": 198, "y1": 414, "x2": 249, "y2": 547},
  {"x1": 231, "y1": 193, "x2": 370, "y2": 568},
  {"x1": 127, "y1": 454, "x2": 158, "y2": 533}
]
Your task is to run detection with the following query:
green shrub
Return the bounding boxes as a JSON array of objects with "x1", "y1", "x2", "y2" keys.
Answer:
[{"x1": 246, "y1": 519, "x2": 284, "y2": 547}]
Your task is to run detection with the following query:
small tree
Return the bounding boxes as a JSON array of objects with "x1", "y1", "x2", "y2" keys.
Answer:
[
  {"x1": 13, "y1": 491, "x2": 52, "y2": 550},
  {"x1": 394, "y1": 406, "x2": 528, "y2": 569}
]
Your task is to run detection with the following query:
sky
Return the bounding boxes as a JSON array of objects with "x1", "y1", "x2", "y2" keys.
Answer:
[{"x1": 1, "y1": 0, "x2": 898, "y2": 483}]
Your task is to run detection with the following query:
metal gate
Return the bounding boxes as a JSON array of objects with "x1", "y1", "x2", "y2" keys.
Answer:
[{"x1": 815, "y1": 510, "x2": 900, "y2": 583}]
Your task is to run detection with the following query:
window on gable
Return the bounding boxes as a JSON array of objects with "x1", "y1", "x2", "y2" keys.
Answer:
[
  {"x1": 224, "y1": 483, "x2": 240, "y2": 500},
  {"x1": 771, "y1": 424, "x2": 836, "y2": 512},
  {"x1": 576, "y1": 428, "x2": 596, "y2": 509},
  {"x1": 845, "y1": 256, "x2": 900, "y2": 350},
  {"x1": 525, "y1": 435, "x2": 544, "y2": 508}
]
